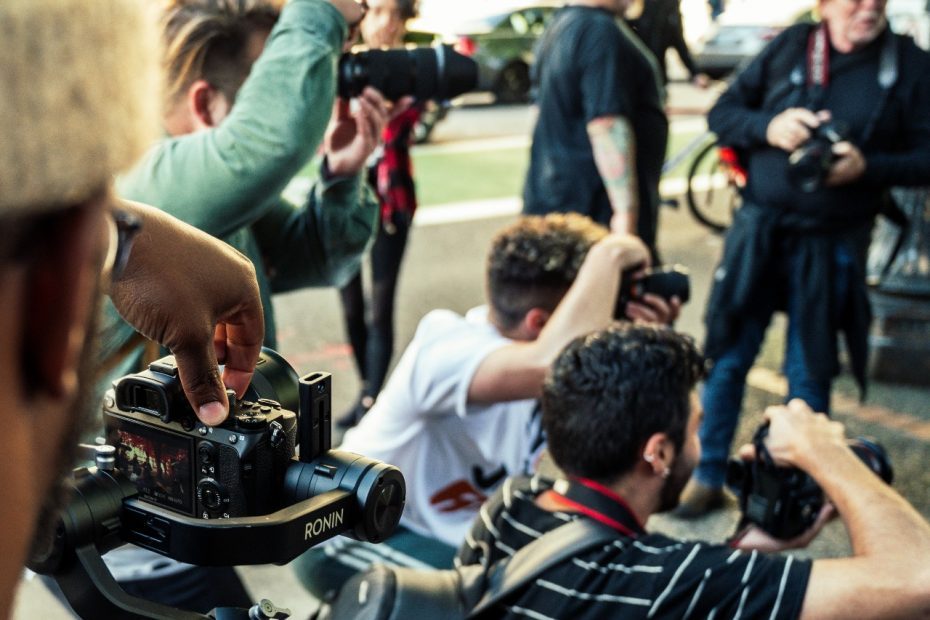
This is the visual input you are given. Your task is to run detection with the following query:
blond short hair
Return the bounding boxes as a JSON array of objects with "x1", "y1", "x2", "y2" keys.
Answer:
[{"x1": 0, "y1": 0, "x2": 160, "y2": 215}]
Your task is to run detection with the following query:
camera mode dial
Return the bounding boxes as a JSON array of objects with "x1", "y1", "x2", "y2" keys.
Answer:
[{"x1": 196, "y1": 478, "x2": 229, "y2": 516}]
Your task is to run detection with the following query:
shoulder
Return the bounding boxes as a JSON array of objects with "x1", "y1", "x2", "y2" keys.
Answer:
[
  {"x1": 413, "y1": 308, "x2": 499, "y2": 345},
  {"x1": 896, "y1": 33, "x2": 930, "y2": 77},
  {"x1": 558, "y1": 7, "x2": 622, "y2": 40}
]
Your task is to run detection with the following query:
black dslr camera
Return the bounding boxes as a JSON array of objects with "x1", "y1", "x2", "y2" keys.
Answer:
[
  {"x1": 727, "y1": 423, "x2": 893, "y2": 539},
  {"x1": 614, "y1": 265, "x2": 691, "y2": 318},
  {"x1": 30, "y1": 349, "x2": 406, "y2": 619},
  {"x1": 339, "y1": 44, "x2": 478, "y2": 101},
  {"x1": 106, "y1": 352, "x2": 301, "y2": 519},
  {"x1": 787, "y1": 121, "x2": 847, "y2": 193}
]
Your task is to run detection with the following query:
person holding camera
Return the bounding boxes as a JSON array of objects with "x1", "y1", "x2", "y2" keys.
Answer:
[
  {"x1": 102, "y1": 0, "x2": 388, "y2": 406},
  {"x1": 678, "y1": 0, "x2": 930, "y2": 516},
  {"x1": 293, "y1": 213, "x2": 681, "y2": 600},
  {"x1": 457, "y1": 324, "x2": 930, "y2": 619},
  {"x1": 98, "y1": 0, "x2": 393, "y2": 610},
  {"x1": 0, "y1": 0, "x2": 269, "y2": 613},
  {"x1": 336, "y1": 0, "x2": 424, "y2": 429}
]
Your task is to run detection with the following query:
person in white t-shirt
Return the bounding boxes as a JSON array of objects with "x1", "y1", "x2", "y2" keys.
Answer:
[{"x1": 293, "y1": 213, "x2": 680, "y2": 600}]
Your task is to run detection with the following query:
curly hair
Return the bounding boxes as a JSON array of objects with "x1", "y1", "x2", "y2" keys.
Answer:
[
  {"x1": 486, "y1": 213, "x2": 607, "y2": 331},
  {"x1": 542, "y1": 323, "x2": 705, "y2": 483},
  {"x1": 161, "y1": 0, "x2": 280, "y2": 110}
]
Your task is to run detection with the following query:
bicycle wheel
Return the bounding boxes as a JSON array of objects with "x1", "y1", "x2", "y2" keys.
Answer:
[{"x1": 686, "y1": 140, "x2": 742, "y2": 233}]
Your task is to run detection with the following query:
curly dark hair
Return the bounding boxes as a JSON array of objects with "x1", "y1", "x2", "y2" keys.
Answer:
[
  {"x1": 542, "y1": 323, "x2": 705, "y2": 483},
  {"x1": 486, "y1": 213, "x2": 607, "y2": 331}
]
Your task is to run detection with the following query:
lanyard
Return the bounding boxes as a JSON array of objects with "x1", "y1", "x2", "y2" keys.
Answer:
[{"x1": 544, "y1": 477, "x2": 646, "y2": 538}]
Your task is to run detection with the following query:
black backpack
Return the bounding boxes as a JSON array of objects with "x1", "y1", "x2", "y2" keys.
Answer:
[{"x1": 314, "y1": 518, "x2": 616, "y2": 620}]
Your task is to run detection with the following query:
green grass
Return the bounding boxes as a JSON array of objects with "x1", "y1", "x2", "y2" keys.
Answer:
[
  {"x1": 298, "y1": 128, "x2": 708, "y2": 208},
  {"x1": 413, "y1": 129, "x2": 706, "y2": 207}
]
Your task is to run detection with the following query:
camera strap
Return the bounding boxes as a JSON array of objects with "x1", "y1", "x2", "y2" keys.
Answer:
[
  {"x1": 804, "y1": 21, "x2": 899, "y2": 143},
  {"x1": 543, "y1": 477, "x2": 646, "y2": 538}
]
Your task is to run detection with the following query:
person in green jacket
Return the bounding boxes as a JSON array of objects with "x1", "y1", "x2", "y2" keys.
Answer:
[
  {"x1": 98, "y1": 0, "x2": 391, "y2": 612},
  {"x1": 100, "y1": 0, "x2": 389, "y2": 413}
]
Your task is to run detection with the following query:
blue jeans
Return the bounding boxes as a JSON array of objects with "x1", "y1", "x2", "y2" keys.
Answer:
[{"x1": 695, "y1": 244, "x2": 853, "y2": 488}]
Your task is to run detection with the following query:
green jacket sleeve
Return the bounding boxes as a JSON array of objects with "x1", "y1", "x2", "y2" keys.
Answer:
[
  {"x1": 115, "y1": 0, "x2": 347, "y2": 238},
  {"x1": 252, "y1": 167, "x2": 378, "y2": 291}
]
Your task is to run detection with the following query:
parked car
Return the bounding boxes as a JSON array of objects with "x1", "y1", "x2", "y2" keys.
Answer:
[
  {"x1": 694, "y1": 1, "x2": 814, "y2": 78},
  {"x1": 408, "y1": 2, "x2": 561, "y2": 103}
]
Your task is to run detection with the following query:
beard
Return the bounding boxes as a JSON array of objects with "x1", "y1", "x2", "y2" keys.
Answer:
[
  {"x1": 657, "y1": 455, "x2": 694, "y2": 514},
  {"x1": 28, "y1": 297, "x2": 103, "y2": 563}
]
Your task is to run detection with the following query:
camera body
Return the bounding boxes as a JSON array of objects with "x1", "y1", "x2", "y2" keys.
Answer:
[
  {"x1": 727, "y1": 424, "x2": 893, "y2": 539},
  {"x1": 787, "y1": 121, "x2": 847, "y2": 193},
  {"x1": 104, "y1": 355, "x2": 297, "y2": 519},
  {"x1": 614, "y1": 265, "x2": 691, "y2": 318}
]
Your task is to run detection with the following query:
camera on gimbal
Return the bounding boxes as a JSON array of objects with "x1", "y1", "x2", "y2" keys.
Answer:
[
  {"x1": 29, "y1": 349, "x2": 406, "y2": 619},
  {"x1": 727, "y1": 423, "x2": 893, "y2": 539},
  {"x1": 787, "y1": 120, "x2": 847, "y2": 193},
  {"x1": 105, "y1": 351, "x2": 300, "y2": 519}
]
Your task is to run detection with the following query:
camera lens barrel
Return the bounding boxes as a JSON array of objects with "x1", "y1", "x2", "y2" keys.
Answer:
[
  {"x1": 283, "y1": 451, "x2": 405, "y2": 543},
  {"x1": 338, "y1": 45, "x2": 478, "y2": 102}
]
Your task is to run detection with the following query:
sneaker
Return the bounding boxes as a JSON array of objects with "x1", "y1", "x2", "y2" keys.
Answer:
[
  {"x1": 673, "y1": 479, "x2": 726, "y2": 519},
  {"x1": 335, "y1": 395, "x2": 375, "y2": 430}
]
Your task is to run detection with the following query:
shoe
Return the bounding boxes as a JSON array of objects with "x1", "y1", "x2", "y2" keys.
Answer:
[
  {"x1": 335, "y1": 395, "x2": 375, "y2": 430},
  {"x1": 673, "y1": 479, "x2": 726, "y2": 519}
]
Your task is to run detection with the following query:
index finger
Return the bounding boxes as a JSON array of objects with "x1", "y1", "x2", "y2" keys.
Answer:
[
  {"x1": 219, "y1": 309, "x2": 264, "y2": 399},
  {"x1": 790, "y1": 108, "x2": 822, "y2": 129}
]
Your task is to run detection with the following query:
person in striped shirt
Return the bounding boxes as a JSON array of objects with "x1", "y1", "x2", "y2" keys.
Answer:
[{"x1": 458, "y1": 323, "x2": 930, "y2": 619}]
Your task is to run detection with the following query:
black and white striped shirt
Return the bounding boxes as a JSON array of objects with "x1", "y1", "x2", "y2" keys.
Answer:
[{"x1": 456, "y1": 476, "x2": 811, "y2": 620}]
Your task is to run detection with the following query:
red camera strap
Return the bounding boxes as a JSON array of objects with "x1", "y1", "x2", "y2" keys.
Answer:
[
  {"x1": 543, "y1": 477, "x2": 646, "y2": 538},
  {"x1": 807, "y1": 23, "x2": 831, "y2": 89}
]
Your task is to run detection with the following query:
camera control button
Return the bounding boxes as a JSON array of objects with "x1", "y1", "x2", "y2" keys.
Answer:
[
  {"x1": 257, "y1": 398, "x2": 280, "y2": 409},
  {"x1": 149, "y1": 358, "x2": 179, "y2": 377},
  {"x1": 198, "y1": 442, "x2": 215, "y2": 465},
  {"x1": 314, "y1": 464, "x2": 338, "y2": 479},
  {"x1": 197, "y1": 479, "x2": 226, "y2": 512},
  {"x1": 235, "y1": 413, "x2": 267, "y2": 429}
]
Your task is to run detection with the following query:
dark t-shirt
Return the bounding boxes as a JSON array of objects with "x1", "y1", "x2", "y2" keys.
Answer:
[
  {"x1": 457, "y1": 476, "x2": 812, "y2": 619},
  {"x1": 523, "y1": 6, "x2": 668, "y2": 248}
]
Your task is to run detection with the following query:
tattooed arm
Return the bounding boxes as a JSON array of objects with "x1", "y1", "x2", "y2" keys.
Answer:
[{"x1": 587, "y1": 116, "x2": 638, "y2": 236}]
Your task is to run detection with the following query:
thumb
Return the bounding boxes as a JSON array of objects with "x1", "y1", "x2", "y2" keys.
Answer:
[{"x1": 173, "y1": 345, "x2": 230, "y2": 426}]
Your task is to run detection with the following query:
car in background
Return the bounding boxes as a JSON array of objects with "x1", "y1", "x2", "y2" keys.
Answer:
[
  {"x1": 694, "y1": 0, "x2": 815, "y2": 78},
  {"x1": 408, "y1": 1, "x2": 561, "y2": 103}
]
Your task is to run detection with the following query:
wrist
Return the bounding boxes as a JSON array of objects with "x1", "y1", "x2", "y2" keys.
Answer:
[{"x1": 796, "y1": 441, "x2": 856, "y2": 479}]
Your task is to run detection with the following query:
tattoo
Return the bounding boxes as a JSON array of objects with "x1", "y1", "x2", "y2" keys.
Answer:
[{"x1": 587, "y1": 116, "x2": 638, "y2": 231}]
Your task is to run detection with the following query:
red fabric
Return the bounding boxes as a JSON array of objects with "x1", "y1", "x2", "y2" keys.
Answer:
[{"x1": 376, "y1": 106, "x2": 421, "y2": 225}]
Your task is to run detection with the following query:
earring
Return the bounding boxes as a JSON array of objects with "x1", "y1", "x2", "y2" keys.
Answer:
[
  {"x1": 662, "y1": 468, "x2": 671, "y2": 479},
  {"x1": 644, "y1": 453, "x2": 655, "y2": 463}
]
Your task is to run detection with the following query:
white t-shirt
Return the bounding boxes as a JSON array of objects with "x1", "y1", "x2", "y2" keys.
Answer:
[{"x1": 340, "y1": 307, "x2": 545, "y2": 547}]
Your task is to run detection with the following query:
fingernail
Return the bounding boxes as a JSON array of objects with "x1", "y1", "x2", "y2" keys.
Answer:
[{"x1": 199, "y1": 401, "x2": 228, "y2": 426}]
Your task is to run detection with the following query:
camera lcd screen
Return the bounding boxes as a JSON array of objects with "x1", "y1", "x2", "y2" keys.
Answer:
[{"x1": 109, "y1": 417, "x2": 195, "y2": 516}]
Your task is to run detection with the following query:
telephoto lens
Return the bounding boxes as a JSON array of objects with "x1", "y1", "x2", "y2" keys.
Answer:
[{"x1": 338, "y1": 44, "x2": 478, "y2": 101}]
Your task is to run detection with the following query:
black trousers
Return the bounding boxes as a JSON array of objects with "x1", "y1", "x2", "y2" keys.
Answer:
[{"x1": 338, "y1": 212, "x2": 412, "y2": 399}]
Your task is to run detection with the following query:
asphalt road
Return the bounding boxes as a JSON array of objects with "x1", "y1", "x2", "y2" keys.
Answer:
[{"x1": 16, "y1": 85, "x2": 930, "y2": 618}]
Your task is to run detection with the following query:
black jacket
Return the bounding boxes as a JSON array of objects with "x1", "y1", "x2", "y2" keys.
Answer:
[{"x1": 704, "y1": 24, "x2": 930, "y2": 391}]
